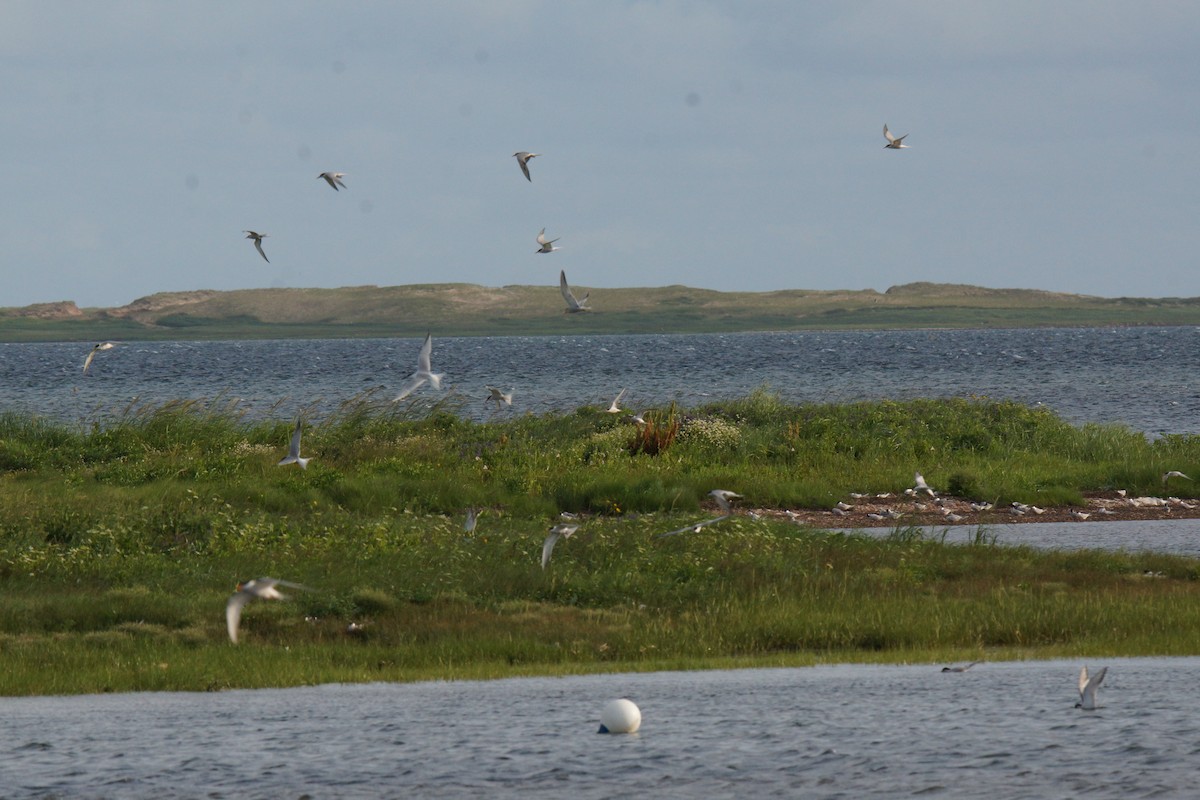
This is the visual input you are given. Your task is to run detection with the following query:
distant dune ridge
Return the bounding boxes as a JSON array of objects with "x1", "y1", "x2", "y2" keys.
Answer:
[{"x1": 1, "y1": 282, "x2": 1198, "y2": 341}]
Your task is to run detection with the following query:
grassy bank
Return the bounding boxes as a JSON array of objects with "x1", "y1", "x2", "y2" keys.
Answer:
[{"x1": 1, "y1": 394, "x2": 1198, "y2": 695}]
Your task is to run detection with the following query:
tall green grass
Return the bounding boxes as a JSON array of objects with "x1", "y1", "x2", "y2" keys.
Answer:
[{"x1": 1, "y1": 393, "x2": 1198, "y2": 695}]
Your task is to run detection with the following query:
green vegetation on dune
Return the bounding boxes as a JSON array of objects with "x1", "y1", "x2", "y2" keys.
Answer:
[
  {"x1": 1, "y1": 393, "x2": 1198, "y2": 695},
  {"x1": 4, "y1": 282, "x2": 1200, "y2": 341}
]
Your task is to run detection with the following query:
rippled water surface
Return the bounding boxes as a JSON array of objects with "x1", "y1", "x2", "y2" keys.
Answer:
[
  {"x1": 4, "y1": 326, "x2": 1200, "y2": 432},
  {"x1": 3, "y1": 659, "x2": 1197, "y2": 799}
]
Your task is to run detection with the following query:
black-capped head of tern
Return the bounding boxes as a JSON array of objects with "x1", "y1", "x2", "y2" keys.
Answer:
[
  {"x1": 542, "y1": 523, "x2": 579, "y2": 569},
  {"x1": 485, "y1": 386, "x2": 514, "y2": 409},
  {"x1": 709, "y1": 489, "x2": 742, "y2": 514},
  {"x1": 1162, "y1": 470, "x2": 1192, "y2": 485},
  {"x1": 606, "y1": 388, "x2": 627, "y2": 414},
  {"x1": 82, "y1": 341, "x2": 117, "y2": 374},
  {"x1": 394, "y1": 333, "x2": 446, "y2": 401},
  {"x1": 513, "y1": 151, "x2": 539, "y2": 182},
  {"x1": 1076, "y1": 665, "x2": 1107, "y2": 710},
  {"x1": 559, "y1": 270, "x2": 590, "y2": 312},
  {"x1": 243, "y1": 230, "x2": 269, "y2": 263},
  {"x1": 318, "y1": 171, "x2": 347, "y2": 190},
  {"x1": 883, "y1": 124, "x2": 909, "y2": 149},
  {"x1": 226, "y1": 577, "x2": 309, "y2": 644},
  {"x1": 277, "y1": 418, "x2": 311, "y2": 469},
  {"x1": 536, "y1": 228, "x2": 561, "y2": 253}
]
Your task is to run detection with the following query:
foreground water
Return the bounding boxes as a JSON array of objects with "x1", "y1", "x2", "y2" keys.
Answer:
[
  {"x1": 3, "y1": 326, "x2": 1200, "y2": 433},
  {"x1": 3, "y1": 658, "x2": 1195, "y2": 799}
]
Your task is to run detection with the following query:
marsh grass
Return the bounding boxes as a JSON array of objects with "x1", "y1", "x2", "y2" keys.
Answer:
[{"x1": 1, "y1": 393, "x2": 1199, "y2": 694}]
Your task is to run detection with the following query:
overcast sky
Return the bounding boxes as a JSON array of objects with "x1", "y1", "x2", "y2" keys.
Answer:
[{"x1": 3, "y1": 1, "x2": 1198, "y2": 308}]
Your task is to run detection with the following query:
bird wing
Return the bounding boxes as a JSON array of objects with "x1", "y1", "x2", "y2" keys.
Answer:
[
  {"x1": 884, "y1": 124, "x2": 895, "y2": 142},
  {"x1": 226, "y1": 592, "x2": 252, "y2": 644},
  {"x1": 519, "y1": 158, "x2": 532, "y2": 181},
  {"x1": 288, "y1": 420, "x2": 303, "y2": 459},
  {"x1": 417, "y1": 333, "x2": 434, "y2": 374},
  {"x1": 656, "y1": 514, "x2": 731, "y2": 538},
  {"x1": 394, "y1": 374, "x2": 428, "y2": 401},
  {"x1": 82, "y1": 349, "x2": 97, "y2": 374},
  {"x1": 560, "y1": 271, "x2": 580, "y2": 308},
  {"x1": 254, "y1": 238, "x2": 269, "y2": 263},
  {"x1": 541, "y1": 531, "x2": 561, "y2": 568},
  {"x1": 537, "y1": 228, "x2": 548, "y2": 245},
  {"x1": 1078, "y1": 666, "x2": 1090, "y2": 696}
]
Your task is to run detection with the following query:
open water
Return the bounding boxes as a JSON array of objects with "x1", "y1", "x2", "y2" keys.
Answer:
[
  {"x1": 4, "y1": 327, "x2": 1199, "y2": 797},
  {"x1": 3, "y1": 658, "x2": 1197, "y2": 799},
  {"x1": 3, "y1": 326, "x2": 1199, "y2": 433}
]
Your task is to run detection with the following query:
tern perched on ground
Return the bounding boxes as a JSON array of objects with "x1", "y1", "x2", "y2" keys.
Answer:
[
  {"x1": 883, "y1": 124, "x2": 909, "y2": 149},
  {"x1": 542, "y1": 523, "x2": 579, "y2": 568},
  {"x1": 394, "y1": 333, "x2": 445, "y2": 401},
  {"x1": 606, "y1": 388, "x2": 627, "y2": 414},
  {"x1": 513, "y1": 151, "x2": 539, "y2": 182},
  {"x1": 226, "y1": 577, "x2": 309, "y2": 644},
  {"x1": 318, "y1": 171, "x2": 347, "y2": 190},
  {"x1": 277, "y1": 419, "x2": 311, "y2": 469},
  {"x1": 1162, "y1": 470, "x2": 1192, "y2": 485},
  {"x1": 560, "y1": 270, "x2": 590, "y2": 312},
  {"x1": 82, "y1": 342, "x2": 117, "y2": 374},
  {"x1": 243, "y1": 230, "x2": 269, "y2": 262},
  {"x1": 1076, "y1": 665, "x2": 1108, "y2": 710},
  {"x1": 485, "y1": 386, "x2": 514, "y2": 410},
  {"x1": 536, "y1": 228, "x2": 561, "y2": 253}
]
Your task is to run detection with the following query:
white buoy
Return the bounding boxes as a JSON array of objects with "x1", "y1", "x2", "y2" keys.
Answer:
[{"x1": 598, "y1": 698, "x2": 641, "y2": 734}]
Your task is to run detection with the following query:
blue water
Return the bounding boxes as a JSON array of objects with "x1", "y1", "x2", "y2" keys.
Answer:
[
  {"x1": 2, "y1": 326, "x2": 1199, "y2": 432},
  {"x1": 3, "y1": 659, "x2": 1197, "y2": 799}
]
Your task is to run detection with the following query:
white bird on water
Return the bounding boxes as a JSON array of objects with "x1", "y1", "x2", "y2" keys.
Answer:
[
  {"x1": 318, "y1": 171, "x2": 347, "y2": 190},
  {"x1": 513, "y1": 151, "x2": 539, "y2": 182},
  {"x1": 394, "y1": 333, "x2": 445, "y2": 401},
  {"x1": 606, "y1": 388, "x2": 627, "y2": 414},
  {"x1": 485, "y1": 386, "x2": 514, "y2": 409},
  {"x1": 277, "y1": 419, "x2": 311, "y2": 469},
  {"x1": 542, "y1": 523, "x2": 579, "y2": 568},
  {"x1": 560, "y1": 270, "x2": 590, "y2": 313},
  {"x1": 243, "y1": 230, "x2": 269, "y2": 263},
  {"x1": 226, "y1": 577, "x2": 309, "y2": 644},
  {"x1": 1076, "y1": 665, "x2": 1108, "y2": 710},
  {"x1": 536, "y1": 228, "x2": 561, "y2": 253},
  {"x1": 82, "y1": 342, "x2": 117, "y2": 374},
  {"x1": 883, "y1": 124, "x2": 909, "y2": 149}
]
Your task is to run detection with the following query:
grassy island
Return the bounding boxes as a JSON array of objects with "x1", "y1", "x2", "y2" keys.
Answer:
[{"x1": 1, "y1": 392, "x2": 1198, "y2": 695}]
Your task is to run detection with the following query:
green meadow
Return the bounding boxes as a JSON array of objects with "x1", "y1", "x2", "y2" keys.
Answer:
[{"x1": 1, "y1": 392, "x2": 1198, "y2": 695}]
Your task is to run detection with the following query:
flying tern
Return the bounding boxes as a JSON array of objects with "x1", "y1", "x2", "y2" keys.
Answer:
[
  {"x1": 542, "y1": 523, "x2": 579, "y2": 568},
  {"x1": 394, "y1": 333, "x2": 445, "y2": 401},
  {"x1": 513, "y1": 151, "x2": 539, "y2": 182},
  {"x1": 1162, "y1": 470, "x2": 1192, "y2": 485},
  {"x1": 606, "y1": 388, "x2": 627, "y2": 414},
  {"x1": 559, "y1": 270, "x2": 590, "y2": 312},
  {"x1": 243, "y1": 230, "x2": 269, "y2": 263},
  {"x1": 883, "y1": 124, "x2": 909, "y2": 149},
  {"x1": 277, "y1": 419, "x2": 311, "y2": 469},
  {"x1": 226, "y1": 577, "x2": 309, "y2": 644},
  {"x1": 318, "y1": 171, "x2": 347, "y2": 190},
  {"x1": 656, "y1": 514, "x2": 732, "y2": 538},
  {"x1": 536, "y1": 228, "x2": 561, "y2": 253},
  {"x1": 485, "y1": 386, "x2": 514, "y2": 409},
  {"x1": 82, "y1": 342, "x2": 117, "y2": 374},
  {"x1": 709, "y1": 489, "x2": 743, "y2": 514}
]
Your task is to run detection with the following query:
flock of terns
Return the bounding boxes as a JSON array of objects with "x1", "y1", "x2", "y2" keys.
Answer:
[{"x1": 85, "y1": 127, "x2": 1123, "y2": 708}]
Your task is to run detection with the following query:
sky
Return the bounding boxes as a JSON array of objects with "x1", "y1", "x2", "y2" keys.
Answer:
[{"x1": 3, "y1": 1, "x2": 1199, "y2": 308}]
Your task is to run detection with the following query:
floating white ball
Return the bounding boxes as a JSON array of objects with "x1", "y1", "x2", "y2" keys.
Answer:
[{"x1": 598, "y1": 698, "x2": 641, "y2": 734}]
